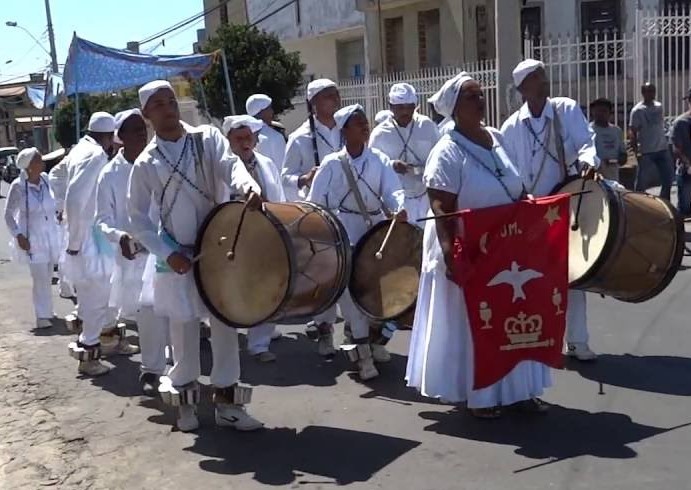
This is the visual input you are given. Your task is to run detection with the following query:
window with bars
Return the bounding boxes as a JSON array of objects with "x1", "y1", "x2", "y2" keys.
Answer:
[
  {"x1": 418, "y1": 9, "x2": 441, "y2": 68},
  {"x1": 385, "y1": 16, "x2": 405, "y2": 72}
]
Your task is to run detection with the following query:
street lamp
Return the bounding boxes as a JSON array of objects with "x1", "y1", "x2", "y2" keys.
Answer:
[{"x1": 5, "y1": 21, "x2": 52, "y2": 58}]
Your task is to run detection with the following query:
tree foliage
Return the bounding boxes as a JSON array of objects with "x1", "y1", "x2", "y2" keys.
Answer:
[
  {"x1": 196, "y1": 24, "x2": 305, "y2": 119},
  {"x1": 52, "y1": 90, "x2": 140, "y2": 148}
]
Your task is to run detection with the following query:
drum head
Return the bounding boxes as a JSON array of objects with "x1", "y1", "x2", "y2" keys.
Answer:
[
  {"x1": 554, "y1": 178, "x2": 616, "y2": 285},
  {"x1": 194, "y1": 202, "x2": 291, "y2": 327},
  {"x1": 350, "y1": 220, "x2": 423, "y2": 321}
]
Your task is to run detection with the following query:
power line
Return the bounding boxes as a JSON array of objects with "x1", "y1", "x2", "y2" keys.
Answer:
[
  {"x1": 138, "y1": 0, "x2": 232, "y2": 45},
  {"x1": 250, "y1": 0, "x2": 297, "y2": 27}
]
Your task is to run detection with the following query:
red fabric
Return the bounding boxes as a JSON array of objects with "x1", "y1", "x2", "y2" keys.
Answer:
[{"x1": 451, "y1": 194, "x2": 570, "y2": 390}]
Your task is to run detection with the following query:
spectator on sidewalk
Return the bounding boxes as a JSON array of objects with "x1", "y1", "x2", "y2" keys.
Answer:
[
  {"x1": 590, "y1": 98, "x2": 627, "y2": 182},
  {"x1": 629, "y1": 83, "x2": 674, "y2": 200},
  {"x1": 671, "y1": 88, "x2": 691, "y2": 215}
]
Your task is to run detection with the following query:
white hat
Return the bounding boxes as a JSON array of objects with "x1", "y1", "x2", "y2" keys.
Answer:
[
  {"x1": 16, "y1": 147, "x2": 40, "y2": 170},
  {"x1": 87, "y1": 111, "x2": 115, "y2": 133},
  {"x1": 307, "y1": 78, "x2": 337, "y2": 102},
  {"x1": 222, "y1": 115, "x2": 264, "y2": 135},
  {"x1": 245, "y1": 94, "x2": 272, "y2": 116},
  {"x1": 113, "y1": 109, "x2": 142, "y2": 144},
  {"x1": 138, "y1": 80, "x2": 174, "y2": 110},
  {"x1": 512, "y1": 59, "x2": 545, "y2": 88},
  {"x1": 334, "y1": 104, "x2": 365, "y2": 131},
  {"x1": 388, "y1": 83, "x2": 418, "y2": 105},
  {"x1": 374, "y1": 109, "x2": 392, "y2": 125},
  {"x1": 431, "y1": 72, "x2": 474, "y2": 118}
]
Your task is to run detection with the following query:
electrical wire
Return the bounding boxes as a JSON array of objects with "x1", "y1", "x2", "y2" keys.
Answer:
[{"x1": 138, "y1": 0, "x2": 232, "y2": 45}]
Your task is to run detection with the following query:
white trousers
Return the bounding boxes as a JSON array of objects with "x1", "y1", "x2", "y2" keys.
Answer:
[
  {"x1": 136, "y1": 306, "x2": 170, "y2": 375},
  {"x1": 338, "y1": 288, "x2": 370, "y2": 341},
  {"x1": 57, "y1": 265, "x2": 75, "y2": 297},
  {"x1": 566, "y1": 289, "x2": 589, "y2": 345},
  {"x1": 29, "y1": 262, "x2": 54, "y2": 319},
  {"x1": 313, "y1": 304, "x2": 337, "y2": 325},
  {"x1": 246, "y1": 323, "x2": 275, "y2": 354},
  {"x1": 75, "y1": 279, "x2": 113, "y2": 346},
  {"x1": 168, "y1": 316, "x2": 240, "y2": 388}
]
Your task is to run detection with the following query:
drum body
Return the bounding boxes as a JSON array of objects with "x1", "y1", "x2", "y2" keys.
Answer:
[
  {"x1": 555, "y1": 178, "x2": 683, "y2": 303},
  {"x1": 349, "y1": 220, "x2": 423, "y2": 329},
  {"x1": 194, "y1": 201, "x2": 351, "y2": 327}
]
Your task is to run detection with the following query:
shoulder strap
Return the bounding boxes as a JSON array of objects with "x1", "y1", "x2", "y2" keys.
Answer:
[
  {"x1": 550, "y1": 101, "x2": 569, "y2": 181},
  {"x1": 339, "y1": 154, "x2": 372, "y2": 227},
  {"x1": 191, "y1": 131, "x2": 217, "y2": 206}
]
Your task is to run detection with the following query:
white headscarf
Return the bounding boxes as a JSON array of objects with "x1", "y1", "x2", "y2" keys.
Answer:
[
  {"x1": 222, "y1": 115, "x2": 263, "y2": 135},
  {"x1": 245, "y1": 94, "x2": 272, "y2": 116},
  {"x1": 138, "y1": 80, "x2": 174, "y2": 110},
  {"x1": 307, "y1": 78, "x2": 337, "y2": 102},
  {"x1": 388, "y1": 83, "x2": 417, "y2": 105},
  {"x1": 16, "y1": 147, "x2": 40, "y2": 170},
  {"x1": 334, "y1": 104, "x2": 365, "y2": 131},
  {"x1": 430, "y1": 72, "x2": 474, "y2": 118},
  {"x1": 512, "y1": 59, "x2": 545, "y2": 88}
]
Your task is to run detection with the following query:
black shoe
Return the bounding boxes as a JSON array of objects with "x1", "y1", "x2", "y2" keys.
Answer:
[
  {"x1": 139, "y1": 372, "x2": 160, "y2": 397},
  {"x1": 512, "y1": 397, "x2": 550, "y2": 414}
]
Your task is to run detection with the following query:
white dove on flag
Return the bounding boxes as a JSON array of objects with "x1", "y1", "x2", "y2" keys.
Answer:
[{"x1": 487, "y1": 261, "x2": 543, "y2": 302}]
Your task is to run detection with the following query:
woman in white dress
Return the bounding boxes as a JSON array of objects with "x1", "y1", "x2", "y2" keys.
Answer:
[
  {"x1": 405, "y1": 73, "x2": 552, "y2": 418},
  {"x1": 3, "y1": 147, "x2": 61, "y2": 328}
]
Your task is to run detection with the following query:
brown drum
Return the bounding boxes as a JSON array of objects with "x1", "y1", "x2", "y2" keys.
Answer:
[
  {"x1": 349, "y1": 220, "x2": 423, "y2": 329},
  {"x1": 554, "y1": 178, "x2": 684, "y2": 302},
  {"x1": 194, "y1": 201, "x2": 351, "y2": 327}
]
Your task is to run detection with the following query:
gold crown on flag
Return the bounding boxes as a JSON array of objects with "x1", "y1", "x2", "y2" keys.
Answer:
[{"x1": 504, "y1": 312, "x2": 543, "y2": 344}]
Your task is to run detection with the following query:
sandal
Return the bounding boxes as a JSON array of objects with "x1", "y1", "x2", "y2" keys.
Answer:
[
  {"x1": 513, "y1": 397, "x2": 550, "y2": 414},
  {"x1": 469, "y1": 406, "x2": 503, "y2": 419}
]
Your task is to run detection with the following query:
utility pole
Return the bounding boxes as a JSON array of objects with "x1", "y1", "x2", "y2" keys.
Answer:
[{"x1": 44, "y1": 0, "x2": 59, "y2": 73}]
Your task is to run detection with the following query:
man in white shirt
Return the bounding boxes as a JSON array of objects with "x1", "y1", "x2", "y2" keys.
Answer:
[
  {"x1": 95, "y1": 109, "x2": 170, "y2": 395},
  {"x1": 127, "y1": 80, "x2": 264, "y2": 432},
  {"x1": 501, "y1": 59, "x2": 599, "y2": 362},
  {"x1": 370, "y1": 83, "x2": 440, "y2": 224},
  {"x1": 245, "y1": 94, "x2": 286, "y2": 174},
  {"x1": 48, "y1": 150, "x2": 75, "y2": 299},
  {"x1": 64, "y1": 112, "x2": 120, "y2": 376},
  {"x1": 308, "y1": 104, "x2": 406, "y2": 380},
  {"x1": 223, "y1": 114, "x2": 286, "y2": 363}
]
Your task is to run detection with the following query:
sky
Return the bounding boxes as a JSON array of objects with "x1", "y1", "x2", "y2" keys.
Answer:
[{"x1": 0, "y1": 0, "x2": 204, "y2": 84}]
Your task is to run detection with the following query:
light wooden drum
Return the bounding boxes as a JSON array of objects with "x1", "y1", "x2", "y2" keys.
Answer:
[
  {"x1": 554, "y1": 178, "x2": 684, "y2": 302},
  {"x1": 194, "y1": 201, "x2": 351, "y2": 327}
]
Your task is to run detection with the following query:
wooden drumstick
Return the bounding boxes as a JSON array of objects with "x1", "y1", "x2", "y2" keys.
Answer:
[
  {"x1": 571, "y1": 179, "x2": 588, "y2": 231},
  {"x1": 375, "y1": 219, "x2": 397, "y2": 260},
  {"x1": 227, "y1": 194, "x2": 253, "y2": 261}
]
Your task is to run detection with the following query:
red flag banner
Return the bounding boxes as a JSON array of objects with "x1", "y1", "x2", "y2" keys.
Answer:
[{"x1": 452, "y1": 194, "x2": 570, "y2": 390}]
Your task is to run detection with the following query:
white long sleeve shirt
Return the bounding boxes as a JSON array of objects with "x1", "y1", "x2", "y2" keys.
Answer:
[
  {"x1": 64, "y1": 135, "x2": 110, "y2": 251},
  {"x1": 237, "y1": 150, "x2": 285, "y2": 203},
  {"x1": 500, "y1": 97, "x2": 599, "y2": 197},
  {"x1": 369, "y1": 113, "x2": 440, "y2": 198},
  {"x1": 282, "y1": 118, "x2": 342, "y2": 201},
  {"x1": 256, "y1": 123, "x2": 286, "y2": 174},
  {"x1": 95, "y1": 150, "x2": 134, "y2": 244},
  {"x1": 127, "y1": 122, "x2": 260, "y2": 262},
  {"x1": 307, "y1": 147, "x2": 404, "y2": 245},
  {"x1": 48, "y1": 154, "x2": 70, "y2": 213}
]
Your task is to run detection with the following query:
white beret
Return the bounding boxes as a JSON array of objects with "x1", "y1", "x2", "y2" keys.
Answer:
[
  {"x1": 388, "y1": 83, "x2": 418, "y2": 105},
  {"x1": 138, "y1": 80, "x2": 175, "y2": 110},
  {"x1": 307, "y1": 78, "x2": 337, "y2": 102},
  {"x1": 245, "y1": 94, "x2": 272, "y2": 116},
  {"x1": 431, "y1": 72, "x2": 474, "y2": 118},
  {"x1": 16, "y1": 147, "x2": 40, "y2": 170},
  {"x1": 512, "y1": 59, "x2": 545, "y2": 88},
  {"x1": 87, "y1": 111, "x2": 116, "y2": 133},
  {"x1": 334, "y1": 104, "x2": 365, "y2": 131},
  {"x1": 222, "y1": 115, "x2": 263, "y2": 135},
  {"x1": 374, "y1": 109, "x2": 392, "y2": 124}
]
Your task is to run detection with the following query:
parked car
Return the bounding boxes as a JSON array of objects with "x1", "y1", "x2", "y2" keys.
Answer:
[{"x1": 0, "y1": 147, "x2": 19, "y2": 184}]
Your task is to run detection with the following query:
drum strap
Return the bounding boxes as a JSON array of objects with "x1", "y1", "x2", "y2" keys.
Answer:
[
  {"x1": 339, "y1": 154, "x2": 374, "y2": 228},
  {"x1": 551, "y1": 102, "x2": 569, "y2": 181},
  {"x1": 191, "y1": 132, "x2": 218, "y2": 206}
]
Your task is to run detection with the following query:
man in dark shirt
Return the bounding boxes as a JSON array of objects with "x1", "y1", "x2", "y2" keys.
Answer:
[{"x1": 671, "y1": 88, "x2": 691, "y2": 215}]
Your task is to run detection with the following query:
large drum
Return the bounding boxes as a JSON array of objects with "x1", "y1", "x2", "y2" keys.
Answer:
[
  {"x1": 349, "y1": 220, "x2": 423, "y2": 329},
  {"x1": 194, "y1": 201, "x2": 351, "y2": 327},
  {"x1": 554, "y1": 178, "x2": 684, "y2": 302}
]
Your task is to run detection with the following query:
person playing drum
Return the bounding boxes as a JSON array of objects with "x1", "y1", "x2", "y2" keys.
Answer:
[
  {"x1": 369, "y1": 83, "x2": 441, "y2": 225},
  {"x1": 406, "y1": 72, "x2": 552, "y2": 419},
  {"x1": 501, "y1": 59, "x2": 600, "y2": 362},
  {"x1": 223, "y1": 114, "x2": 286, "y2": 363},
  {"x1": 127, "y1": 80, "x2": 264, "y2": 432},
  {"x1": 307, "y1": 104, "x2": 407, "y2": 381}
]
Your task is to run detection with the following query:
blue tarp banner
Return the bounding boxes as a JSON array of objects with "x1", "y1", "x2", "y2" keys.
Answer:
[
  {"x1": 26, "y1": 74, "x2": 64, "y2": 109},
  {"x1": 63, "y1": 35, "x2": 216, "y2": 95}
]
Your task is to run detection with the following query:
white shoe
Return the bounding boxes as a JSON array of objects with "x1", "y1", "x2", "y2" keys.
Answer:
[
  {"x1": 102, "y1": 340, "x2": 140, "y2": 357},
  {"x1": 271, "y1": 329, "x2": 282, "y2": 340},
  {"x1": 318, "y1": 333, "x2": 336, "y2": 357},
  {"x1": 358, "y1": 357, "x2": 379, "y2": 381},
  {"x1": 36, "y1": 318, "x2": 53, "y2": 329},
  {"x1": 78, "y1": 360, "x2": 110, "y2": 377},
  {"x1": 254, "y1": 351, "x2": 277, "y2": 363},
  {"x1": 566, "y1": 343, "x2": 597, "y2": 361},
  {"x1": 215, "y1": 404, "x2": 264, "y2": 431},
  {"x1": 177, "y1": 405, "x2": 199, "y2": 432},
  {"x1": 371, "y1": 344, "x2": 391, "y2": 363}
]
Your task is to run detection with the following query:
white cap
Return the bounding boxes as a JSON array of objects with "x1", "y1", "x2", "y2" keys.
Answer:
[
  {"x1": 388, "y1": 83, "x2": 418, "y2": 105},
  {"x1": 334, "y1": 104, "x2": 365, "y2": 131},
  {"x1": 512, "y1": 59, "x2": 545, "y2": 88},
  {"x1": 307, "y1": 78, "x2": 337, "y2": 102},
  {"x1": 374, "y1": 109, "x2": 392, "y2": 125},
  {"x1": 138, "y1": 80, "x2": 175, "y2": 110},
  {"x1": 16, "y1": 147, "x2": 40, "y2": 170},
  {"x1": 222, "y1": 115, "x2": 264, "y2": 135},
  {"x1": 431, "y1": 72, "x2": 474, "y2": 118},
  {"x1": 113, "y1": 109, "x2": 142, "y2": 144},
  {"x1": 245, "y1": 94, "x2": 272, "y2": 116},
  {"x1": 87, "y1": 111, "x2": 116, "y2": 133}
]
